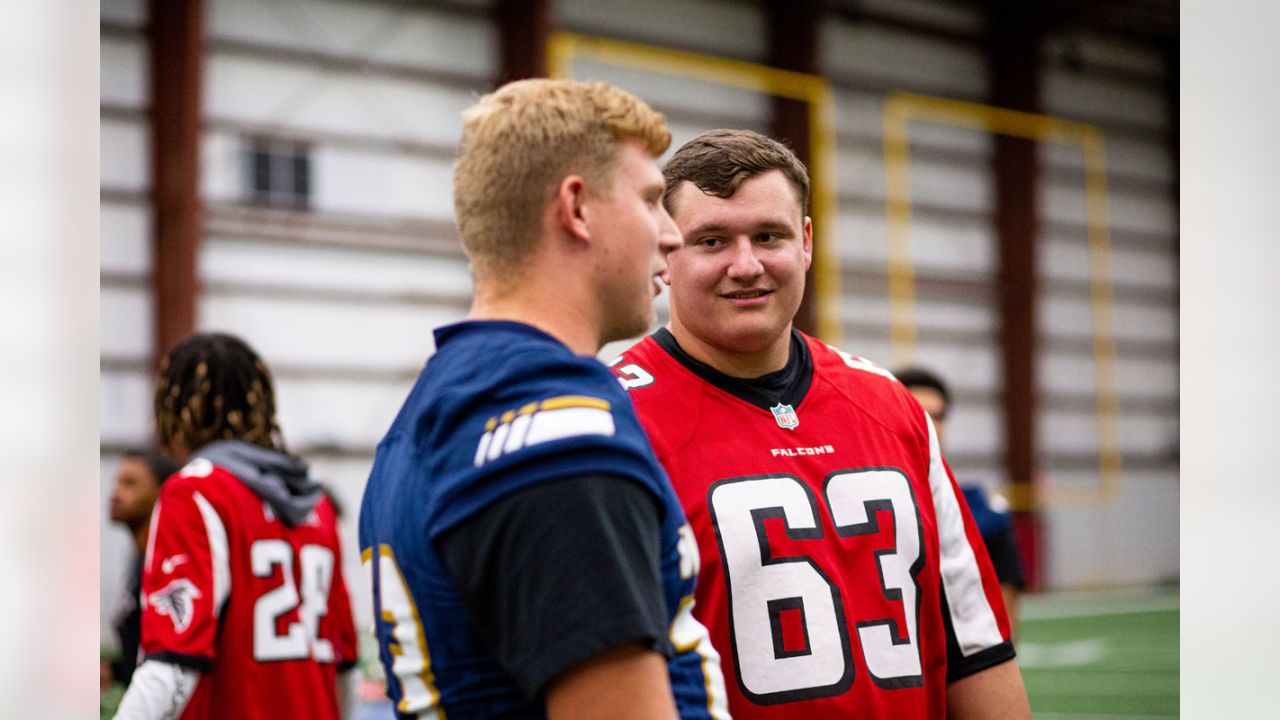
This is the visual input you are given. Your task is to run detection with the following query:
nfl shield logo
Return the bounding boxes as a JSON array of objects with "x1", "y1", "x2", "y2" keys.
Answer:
[{"x1": 770, "y1": 403, "x2": 799, "y2": 430}]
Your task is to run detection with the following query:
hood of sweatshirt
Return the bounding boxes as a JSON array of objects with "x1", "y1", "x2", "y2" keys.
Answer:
[{"x1": 196, "y1": 440, "x2": 323, "y2": 526}]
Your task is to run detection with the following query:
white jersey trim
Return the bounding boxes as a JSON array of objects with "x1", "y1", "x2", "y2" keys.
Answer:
[
  {"x1": 192, "y1": 491, "x2": 232, "y2": 617},
  {"x1": 924, "y1": 412, "x2": 1004, "y2": 656}
]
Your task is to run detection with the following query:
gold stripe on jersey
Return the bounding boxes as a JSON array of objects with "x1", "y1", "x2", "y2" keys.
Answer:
[{"x1": 473, "y1": 396, "x2": 615, "y2": 468}]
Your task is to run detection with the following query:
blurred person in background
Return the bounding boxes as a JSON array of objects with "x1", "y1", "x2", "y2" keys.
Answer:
[
  {"x1": 896, "y1": 367, "x2": 1027, "y2": 640},
  {"x1": 104, "y1": 448, "x2": 180, "y2": 694},
  {"x1": 114, "y1": 333, "x2": 357, "y2": 720},
  {"x1": 613, "y1": 128, "x2": 1029, "y2": 718},
  {"x1": 359, "y1": 78, "x2": 728, "y2": 719}
]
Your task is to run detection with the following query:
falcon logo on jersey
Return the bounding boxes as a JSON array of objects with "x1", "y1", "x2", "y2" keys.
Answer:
[
  {"x1": 149, "y1": 578, "x2": 202, "y2": 633},
  {"x1": 770, "y1": 403, "x2": 799, "y2": 430}
]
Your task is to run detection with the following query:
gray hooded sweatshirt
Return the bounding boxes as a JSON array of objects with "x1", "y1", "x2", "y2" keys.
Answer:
[{"x1": 196, "y1": 440, "x2": 324, "y2": 526}]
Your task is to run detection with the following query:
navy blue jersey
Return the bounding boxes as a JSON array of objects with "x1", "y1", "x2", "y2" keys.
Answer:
[{"x1": 358, "y1": 321, "x2": 729, "y2": 718}]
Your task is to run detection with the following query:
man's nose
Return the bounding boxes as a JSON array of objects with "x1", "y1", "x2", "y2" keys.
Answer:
[{"x1": 726, "y1": 237, "x2": 764, "y2": 278}]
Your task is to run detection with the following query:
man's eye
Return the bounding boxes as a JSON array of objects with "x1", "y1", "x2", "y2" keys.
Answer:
[
  {"x1": 756, "y1": 233, "x2": 781, "y2": 243},
  {"x1": 698, "y1": 237, "x2": 723, "y2": 248}
]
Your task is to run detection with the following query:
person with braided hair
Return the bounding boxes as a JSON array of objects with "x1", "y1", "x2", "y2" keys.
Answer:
[{"x1": 115, "y1": 333, "x2": 357, "y2": 720}]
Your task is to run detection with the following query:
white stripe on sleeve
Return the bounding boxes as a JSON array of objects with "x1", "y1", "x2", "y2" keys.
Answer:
[
  {"x1": 925, "y1": 412, "x2": 1004, "y2": 656},
  {"x1": 192, "y1": 491, "x2": 231, "y2": 617}
]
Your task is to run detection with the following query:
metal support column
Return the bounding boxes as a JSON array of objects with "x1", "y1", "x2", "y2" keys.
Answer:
[
  {"x1": 765, "y1": 0, "x2": 822, "y2": 337},
  {"x1": 148, "y1": 0, "x2": 204, "y2": 367},
  {"x1": 496, "y1": 0, "x2": 551, "y2": 84},
  {"x1": 986, "y1": 5, "x2": 1045, "y2": 590}
]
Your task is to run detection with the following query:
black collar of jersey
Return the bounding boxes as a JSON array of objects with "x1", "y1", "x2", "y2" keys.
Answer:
[{"x1": 651, "y1": 327, "x2": 813, "y2": 412}]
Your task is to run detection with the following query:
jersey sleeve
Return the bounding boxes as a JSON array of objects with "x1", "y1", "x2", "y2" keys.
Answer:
[
  {"x1": 922, "y1": 414, "x2": 1017, "y2": 680},
  {"x1": 436, "y1": 473, "x2": 671, "y2": 698},
  {"x1": 138, "y1": 477, "x2": 229, "y2": 671},
  {"x1": 426, "y1": 352, "x2": 665, "y2": 540}
]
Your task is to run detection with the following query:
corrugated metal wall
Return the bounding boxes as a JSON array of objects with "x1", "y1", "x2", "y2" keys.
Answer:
[
  {"x1": 101, "y1": 0, "x2": 156, "y2": 641},
  {"x1": 1037, "y1": 29, "x2": 1177, "y2": 587}
]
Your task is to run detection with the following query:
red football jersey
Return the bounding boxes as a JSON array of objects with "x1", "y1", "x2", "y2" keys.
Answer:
[
  {"x1": 615, "y1": 333, "x2": 1013, "y2": 718},
  {"x1": 139, "y1": 457, "x2": 358, "y2": 720}
]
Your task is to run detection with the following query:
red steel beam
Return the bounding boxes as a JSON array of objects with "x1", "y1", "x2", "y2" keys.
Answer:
[
  {"x1": 766, "y1": 0, "x2": 822, "y2": 337},
  {"x1": 148, "y1": 0, "x2": 204, "y2": 367},
  {"x1": 495, "y1": 0, "x2": 550, "y2": 85},
  {"x1": 985, "y1": 7, "x2": 1046, "y2": 589}
]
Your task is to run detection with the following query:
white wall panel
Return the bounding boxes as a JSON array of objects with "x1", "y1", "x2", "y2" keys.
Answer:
[
  {"x1": 857, "y1": 0, "x2": 982, "y2": 32},
  {"x1": 1040, "y1": 182, "x2": 1174, "y2": 237},
  {"x1": 101, "y1": 35, "x2": 148, "y2": 108},
  {"x1": 313, "y1": 146, "x2": 455, "y2": 221},
  {"x1": 200, "y1": 131, "x2": 242, "y2": 203},
  {"x1": 1043, "y1": 135, "x2": 1172, "y2": 185},
  {"x1": 838, "y1": 147, "x2": 994, "y2": 211},
  {"x1": 205, "y1": 54, "x2": 475, "y2": 146},
  {"x1": 567, "y1": 58, "x2": 771, "y2": 129},
  {"x1": 1039, "y1": 410, "x2": 1178, "y2": 456},
  {"x1": 939, "y1": 404, "x2": 1003, "y2": 458},
  {"x1": 276, "y1": 378, "x2": 416, "y2": 450},
  {"x1": 844, "y1": 338, "x2": 1001, "y2": 392},
  {"x1": 834, "y1": 91, "x2": 885, "y2": 141},
  {"x1": 834, "y1": 90, "x2": 996, "y2": 155},
  {"x1": 101, "y1": 286, "x2": 151, "y2": 360},
  {"x1": 101, "y1": 0, "x2": 145, "y2": 26},
  {"x1": 101, "y1": 203, "x2": 151, "y2": 276},
  {"x1": 1039, "y1": 354, "x2": 1177, "y2": 398},
  {"x1": 838, "y1": 211, "x2": 996, "y2": 275},
  {"x1": 1044, "y1": 473, "x2": 1179, "y2": 588},
  {"x1": 102, "y1": 119, "x2": 149, "y2": 191},
  {"x1": 824, "y1": 23, "x2": 987, "y2": 97},
  {"x1": 199, "y1": 294, "x2": 459, "y2": 371},
  {"x1": 840, "y1": 296, "x2": 997, "y2": 335},
  {"x1": 101, "y1": 371, "x2": 153, "y2": 446},
  {"x1": 1044, "y1": 71, "x2": 1167, "y2": 129},
  {"x1": 210, "y1": 0, "x2": 495, "y2": 78},
  {"x1": 1041, "y1": 237, "x2": 1176, "y2": 291},
  {"x1": 558, "y1": 0, "x2": 765, "y2": 61},
  {"x1": 1040, "y1": 296, "x2": 1177, "y2": 343},
  {"x1": 202, "y1": 237, "x2": 471, "y2": 298},
  {"x1": 1044, "y1": 34, "x2": 1165, "y2": 76}
]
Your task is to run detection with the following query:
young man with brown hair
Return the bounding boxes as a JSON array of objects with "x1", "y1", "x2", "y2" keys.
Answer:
[
  {"x1": 358, "y1": 79, "x2": 728, "y2": 719},
  {"x1": 613, "y1": 128, "x2": 1030, "y2": 718}
]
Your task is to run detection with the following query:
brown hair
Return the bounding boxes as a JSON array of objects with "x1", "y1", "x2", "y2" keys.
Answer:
[
  {"x1": 155, "y1": 333, "x2": 284, "y2": 455},
  {"x1": 662, "y1": 128, "x2": 810, "y2": 216},
  {"x1": 452, "y1": 78, "x2": 670, "y2": 282}
]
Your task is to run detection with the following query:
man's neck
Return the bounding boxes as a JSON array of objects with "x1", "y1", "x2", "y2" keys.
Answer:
[
  {"x1": 130, "y1": 522, "x2": 148, "y2": 554},
  {"x1": 665, "y1": 320, "x2": 792, "y2": 379},
  {"x1": 470, "y1": 277, "x2": 602, "y2": 357}
]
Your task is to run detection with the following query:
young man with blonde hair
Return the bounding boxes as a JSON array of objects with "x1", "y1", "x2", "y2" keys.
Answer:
[
  {"x1": 359, "y1": 79, "x2": 729, "y2": 719},
  {"x1": 614, "y1": 129, "x2": 1030, "y2": 718}
]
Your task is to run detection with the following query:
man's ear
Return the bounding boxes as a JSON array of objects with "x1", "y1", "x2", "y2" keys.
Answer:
[
  {"x1": 555, "y1": 175, "x2": 591, "y2": 243},
  {"x1": 802, "y1": 216, "x2": 814, "y2": 271}
]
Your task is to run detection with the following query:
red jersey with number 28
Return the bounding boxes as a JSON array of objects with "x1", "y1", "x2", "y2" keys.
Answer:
[
  {"x1": 615, "y1": 332, "x2": 1014, "y2": 719},
  {"x1": 138, "y1": 450, "x2": 357, "y2": 720}
]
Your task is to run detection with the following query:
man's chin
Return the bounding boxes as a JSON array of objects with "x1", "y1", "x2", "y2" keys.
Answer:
[{"x1": 602, "y1": 309, "x2": 656, "y2": 347}]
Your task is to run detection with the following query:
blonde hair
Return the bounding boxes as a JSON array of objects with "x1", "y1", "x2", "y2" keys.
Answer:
[{"x1": 453, "y1": 78, "x2": 670, "y2": 282}]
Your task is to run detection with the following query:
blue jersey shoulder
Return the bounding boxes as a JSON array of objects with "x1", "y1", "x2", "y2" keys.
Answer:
[{"x1": 372, "y1": 321, "x2": 665, "y2": 539}]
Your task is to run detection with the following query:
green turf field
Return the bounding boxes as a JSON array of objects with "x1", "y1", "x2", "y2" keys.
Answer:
[{"x1": 1018, "y1": 586, "x2": 1179, "y2": 719}]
